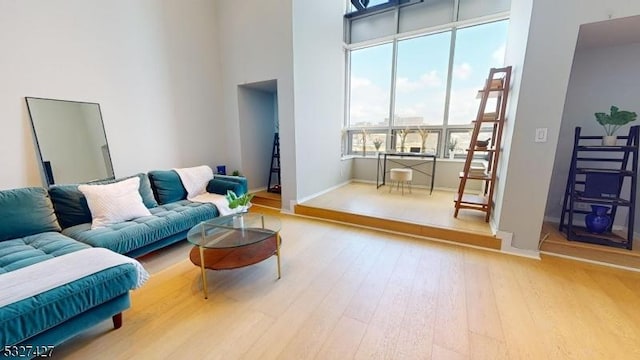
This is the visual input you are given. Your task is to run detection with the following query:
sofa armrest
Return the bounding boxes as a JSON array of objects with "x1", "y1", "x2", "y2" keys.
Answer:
[
  {"x1": 207, "y1": 178, "x2": 246, "y2": 196},
  {"x1": 211, "y1": 175, "x2": 248, "y2": 195}
]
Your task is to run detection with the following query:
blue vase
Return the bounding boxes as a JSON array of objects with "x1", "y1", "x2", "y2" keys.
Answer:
[{"x1": 585, "y1": 205, "x2": 611, "y2": 234}]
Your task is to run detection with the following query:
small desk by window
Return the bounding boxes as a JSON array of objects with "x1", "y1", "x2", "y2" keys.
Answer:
[{"x1": 376, "y1": 151, "x2": 436, "y2": 195}]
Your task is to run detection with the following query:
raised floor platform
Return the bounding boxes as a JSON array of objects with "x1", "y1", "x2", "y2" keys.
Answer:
[{"x1": 293, "y1": 182, "x2": 500, "y2": 250}]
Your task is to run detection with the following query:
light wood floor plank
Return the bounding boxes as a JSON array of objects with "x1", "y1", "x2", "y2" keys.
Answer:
[
  {"x1": 433, "y1": 250, "x2": 469, "y2": 356},
  {"x1": 393, "y1": 246, "x2": 445, "y2": 360},
  {"x1": 485, "y1": 256, "x2": 550, "y2": 360},
  {"x1": 463, "y1": 251, "x2": 504, "y2": 341},
  {"x1": 315, "y1": 315, "x2": 368, "y2": 360},
  {"x1": 342, "y1": 232, "x2": 405, "y2": 324},
  {"x1": 354, "y1": 240, "x2": 422, "y2": 359},
  {"x1": 276, "y1": 232, "x2": 387, "y2": 359},
  {"x1": 468, "y1": 332, "x2": 509, "y2": 360},
  {"x1": 240, "y1": 230, "x2": 370, "y2": 360}
]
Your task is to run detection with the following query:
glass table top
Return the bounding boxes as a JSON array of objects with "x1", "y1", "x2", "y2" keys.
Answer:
[{"x1": 187, "y1": 213, "x2": 281, "y2": 249}]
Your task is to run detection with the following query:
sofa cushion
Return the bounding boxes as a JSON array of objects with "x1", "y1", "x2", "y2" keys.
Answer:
[
  {"x1": 0, "y1": 188, "x2": 61, "y2": 242},
  {"x1": 79, "y1": 177, "x2": 152, "y2": 229},
  {"x1": 49, "y1": 173, "x2": 157, "y2": 229},
  {"x1": 62, "y1": 201, "x2": 217, "y2": 255},
  {"x1": 213, "y1": 175, "x2": 248, "y2": 195},
  {"x1": 0, "y1": 232, "x2": 89, "y2": 274},
  {"x1": 207, "y1": 179, "x2": 245, "y2": 196},
  {"x1": 0, "y1": 263, "x2": 136, "y2": 346},
  {"x1": 148, "y1": 170, "x2": 187, "y2": 205}
]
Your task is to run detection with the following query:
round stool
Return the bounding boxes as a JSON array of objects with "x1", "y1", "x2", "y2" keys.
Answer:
[{"x1": 389, "y1": 168, "x2": 413, "y2": 195}]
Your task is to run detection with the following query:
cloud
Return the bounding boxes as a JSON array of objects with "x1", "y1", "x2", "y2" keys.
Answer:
[
  {"x1": 349, "y1": 76, "x2": 390, "y2": 125},
  {"x1": 453, "y1": 63, "x2": 472, "y2": 80},
  {"x1": 351, "y1": 76, "x2": 372, "y2": 89},
  {"x1": 420, "y1": 71, "x2": 441, "y2": 87},
  {"x1": 395, "y1": 71, "x2": 442, "y2": 93}
]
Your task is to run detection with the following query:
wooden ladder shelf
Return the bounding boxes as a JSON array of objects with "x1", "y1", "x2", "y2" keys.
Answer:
[{"x1": 454, "y1": 66, "x2": 512, "y2": 222}]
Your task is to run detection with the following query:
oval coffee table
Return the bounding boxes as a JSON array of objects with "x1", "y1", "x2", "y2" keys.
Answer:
[{"x1": 187, "y1": 213, "x2": 281, "y2": 299}]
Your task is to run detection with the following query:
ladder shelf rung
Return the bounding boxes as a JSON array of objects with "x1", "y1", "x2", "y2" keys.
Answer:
[
  {"x1": 567, "y1": 227, "x2": 631, "y2": 249},
  {"x1": 454, "y1": 193, "x2": 488, "y2": 206},
  {"x1": 561, "y1": 208, "x2": 590, "y2": 215},
  {"x1": 575, "y1": 168, "x2": 634, "y2": 175},
  {"x1": 459, "y1": 172, "x2": 491, "y2": 180},
  {"x1": 574, "y1": 195, "x2": 631, "y2": 206},
  {"x1": 577, "y1": 145, "x2": 637, "y2": 151},
  {"x1": 466, "y1": 148, "x2": 496, "y2": 152},
  {"x1": 576, "y1": 157, "x2": 624, "y2": 162}
]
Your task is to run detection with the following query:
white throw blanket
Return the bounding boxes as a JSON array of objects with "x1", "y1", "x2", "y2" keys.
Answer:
[
  {"x1": 174, "y1": 165, "x2": 213, "y2": 198},
  {"x1": 174, "y1": 165, "x2": 238, "y2": 216},
  {"x1": 190, "y1": 192, "x2": 237, "y2": 216},
  {"x1": 0, "y1": 248, "x2": 149, "y2": 308}
]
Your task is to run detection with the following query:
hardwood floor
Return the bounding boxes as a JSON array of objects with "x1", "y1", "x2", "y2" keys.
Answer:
[{"x1": 52, "y1": 211, "x2": 640, "y2": 359}]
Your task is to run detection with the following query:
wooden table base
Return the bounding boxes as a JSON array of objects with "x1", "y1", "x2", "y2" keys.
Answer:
[{"x1": 190, "y1": 234, "x2": 281, "y2": 298}]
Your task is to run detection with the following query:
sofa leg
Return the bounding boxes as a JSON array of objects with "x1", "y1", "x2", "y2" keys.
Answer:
[{"x1": 112, "y1": 313, "x2": 123, "y2": 329}]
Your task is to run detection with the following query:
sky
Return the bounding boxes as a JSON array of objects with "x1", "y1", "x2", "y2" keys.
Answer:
[{"x1": 349, "y1": 19, "x2": 509, "y2": 127}]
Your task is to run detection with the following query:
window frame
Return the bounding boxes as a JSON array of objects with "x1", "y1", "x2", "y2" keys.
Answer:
[{"x1": 343, "y1": 9, "x2": 509, "y2": 158}]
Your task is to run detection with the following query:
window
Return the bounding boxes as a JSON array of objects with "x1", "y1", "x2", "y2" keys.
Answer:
[
  {"x1": 345, "y1": 14, "x2": 509, "y2": 158},
  {"x1": 448, "y1": 21, "x2": 509, "y2": 125},
  {"x1": 349, "y1": 43, "x2": 393, "y2": 127},
  {"x1": 394, "y1": 32, "x2": 451, "y2": 126}
]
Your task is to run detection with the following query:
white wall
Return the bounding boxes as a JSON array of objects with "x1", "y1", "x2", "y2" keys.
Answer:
[
  {"x1": 0, "y1": 0, "x2": 224, "y2": 189},
  {"x1": 215, "y1": 0, "x2": 296, "y2": 209},
  {"x1": 292, "y1": 0, "x2": 350, "y2": 200},
  {"x1": 237, "y1": 86, "x2": 277, "y2": 190},
  {"x1": 545, "y1": 42, "x2": 640, "y2": 227},
  {"x1": 493, "y1": 0, "x2": 533, "y2": 230},
  {"x1": 495, "y1": 0, "x2": 640, "y2": 250}
]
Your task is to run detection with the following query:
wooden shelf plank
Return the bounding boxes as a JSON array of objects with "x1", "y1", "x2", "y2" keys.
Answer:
[{"x1": 454, "y1": 193, "x2": 488, "y2": 206}]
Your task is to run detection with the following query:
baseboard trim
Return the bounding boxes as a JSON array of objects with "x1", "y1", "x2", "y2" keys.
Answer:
[
  {"x1": 540, "y1": 250, "x2": 640, "y2": 273},
  {"x1": 296, "y1": 180, "x2": 353, "y2": 204}
]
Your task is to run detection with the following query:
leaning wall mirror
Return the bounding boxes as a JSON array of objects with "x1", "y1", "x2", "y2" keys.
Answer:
[{"x1": 26, "y1": 97, "x2": 115, "y2": 186}]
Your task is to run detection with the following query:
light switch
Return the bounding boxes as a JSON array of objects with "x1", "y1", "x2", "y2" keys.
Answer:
[{"x1": 535, "y1": 128, "x2": 548, "y2": 143}]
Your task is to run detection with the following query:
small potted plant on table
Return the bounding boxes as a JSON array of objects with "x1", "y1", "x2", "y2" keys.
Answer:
[{"x1": 226, "y1": 190, "x2": 255, "y2": 227}]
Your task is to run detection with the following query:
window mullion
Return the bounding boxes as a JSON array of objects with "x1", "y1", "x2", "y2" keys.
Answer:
[
  {"x1": 441, "y1": 28, "x2": 457, "y2": 157},
  {"x1": 387, "y1": 39, "x2": 399, "y2": 151}
]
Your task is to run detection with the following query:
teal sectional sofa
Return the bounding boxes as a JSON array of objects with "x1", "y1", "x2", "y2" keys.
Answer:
[{"x1": 0, "y1": 170, "x2": 248, "y2": 354}]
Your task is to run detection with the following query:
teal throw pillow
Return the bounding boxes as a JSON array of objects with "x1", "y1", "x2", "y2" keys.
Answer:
[{"x1": 0, "y1": 187, "x2": 61, "y2": 241}]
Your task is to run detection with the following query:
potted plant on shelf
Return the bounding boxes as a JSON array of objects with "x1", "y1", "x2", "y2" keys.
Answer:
[
  {"x1": 595, "y1": 105, "x2": 637, "y2": 146},
  {"x1": 447, "y1": 138, "x2": 458, "y2": 159}
]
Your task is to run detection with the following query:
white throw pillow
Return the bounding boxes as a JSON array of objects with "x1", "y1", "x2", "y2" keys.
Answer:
[
  {"x1": 78, "y1": 177, "x2": 152, "y2": 229},
  {"x1": 173, "y1": 165, "x2": 214, "y2": 199}
]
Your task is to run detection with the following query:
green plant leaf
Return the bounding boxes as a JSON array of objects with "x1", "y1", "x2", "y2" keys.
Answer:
[
  {"x1": 225, "y1": 190, "x2": 253, "y2": 209},
  {"x1": 595, "y1": 106, "x2": 637, "y2": 135}
]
